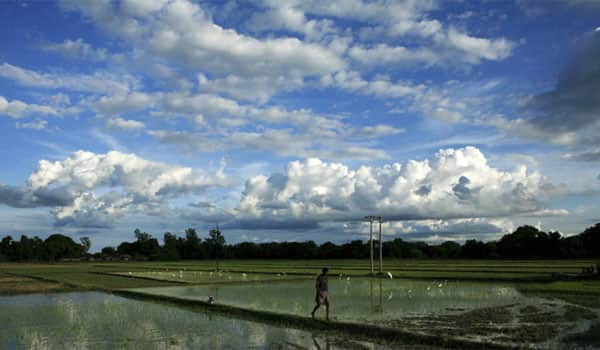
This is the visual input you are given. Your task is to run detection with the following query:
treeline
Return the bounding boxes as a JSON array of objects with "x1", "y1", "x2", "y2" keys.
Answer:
[
  {"x1": 0, "y1": 234, "x2": 90, "y2": 261},
  {"x1": 0, "y1": 223, "x2": 598, "y2": 262}
]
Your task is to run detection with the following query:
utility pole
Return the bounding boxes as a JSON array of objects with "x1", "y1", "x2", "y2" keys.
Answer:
[
  {"x1": 378, "y1": 216, "x2": 383, "y2": 273},
  {"x1": 365, "y1": 216, "x2": 377, "y2": 275}
]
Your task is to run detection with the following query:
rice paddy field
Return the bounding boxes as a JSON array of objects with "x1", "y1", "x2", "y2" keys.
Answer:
[{"x1": 1, "y1": 259, "x2": 599, "y2": 349}]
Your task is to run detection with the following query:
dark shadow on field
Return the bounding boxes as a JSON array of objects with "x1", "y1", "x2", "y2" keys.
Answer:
[{"x1": 562, "y1": 321, "x2": 600, "y2": 348}]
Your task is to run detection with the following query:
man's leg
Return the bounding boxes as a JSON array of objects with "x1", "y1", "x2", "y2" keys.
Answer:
[
  {"x1": 325, "y1": 300, "x2": 329, "y2": 320},
  {"x1": 311, "y1": 303, "x2": 320, "y2": 318}
]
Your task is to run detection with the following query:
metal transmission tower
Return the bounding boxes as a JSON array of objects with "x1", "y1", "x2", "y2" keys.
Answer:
[{"x1": 365, "y1": 216, "x2": 377, "y2": 275}]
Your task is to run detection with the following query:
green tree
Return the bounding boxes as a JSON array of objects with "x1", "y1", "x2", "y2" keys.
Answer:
[
  {"x1": 133, "y1": 229, "x2": 160, "y2": 260},
  {"x1": 183, "y1": 228, "x2": 201, "y2": 259},
  {"x1": 42, "y1": 234, "x2": 84, "y2": 261},
  {"x1": 207, "y1": 226, "x2": 225, "y2": 270},
  {"x1": 162, "y1": 232, "x2": 180, "y2": 260},
  {"x1": 101, "y1": 246, "x2": 116, "y2": 256}
]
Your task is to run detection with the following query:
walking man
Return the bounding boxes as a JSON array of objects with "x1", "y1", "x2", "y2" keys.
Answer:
[{"x1": 311, "y1": 267, "x2": 329, "y2": 320}]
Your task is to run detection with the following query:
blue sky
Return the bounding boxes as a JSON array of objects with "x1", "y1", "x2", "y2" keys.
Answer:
[{"x1": 1, "y1": 0, "x2": 599, "y2": 250}]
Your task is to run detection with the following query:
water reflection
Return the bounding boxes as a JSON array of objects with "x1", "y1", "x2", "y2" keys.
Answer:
[
  {"x1": 0, "y1": 292, "x2": 391, "y2": 349},
  {"x1": 369, "y1": 277, "x2": 384, "y2": 314}
]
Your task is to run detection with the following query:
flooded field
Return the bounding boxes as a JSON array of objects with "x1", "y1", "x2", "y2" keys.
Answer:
[
  {"x1": 0, "y1": 292, "x2": 397, "y2": 349},
  {"x1": 132, "y1": 278, "x2": 526, "y2": 319},
  {"x1": 132, "y1": 278, "x2": 600, "y2": 349}
]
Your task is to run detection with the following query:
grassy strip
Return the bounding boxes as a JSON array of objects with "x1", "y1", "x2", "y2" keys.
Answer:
[
  {"x1": 114, "y1": 289, "x2": 518, "y2": 350},
  {"x1": 91, "y1": 271, "x2": 189, "y2": 285},
  {"x1": 4, "y1": 270, "x2": 179, "y2": 290},
  {"x1": 105, "y1": 271, "x2": 311, "y2": 286},
  {"x1": 3, "y1": 271, "x2": 81, "y2": 289},
  {"x1": 0, "y1": 273, "x2": 75, "y2": 295}
]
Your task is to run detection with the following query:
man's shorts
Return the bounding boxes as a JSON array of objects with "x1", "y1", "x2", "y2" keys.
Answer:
[{"x1": 316, "y1": 291, "x2": 329, "y2": 305}]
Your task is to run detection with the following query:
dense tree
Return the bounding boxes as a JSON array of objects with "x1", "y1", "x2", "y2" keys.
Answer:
[
  {"x1": 182, "y1": 228, "x2": 204, "y2": 259},
  {"x1": 579, "y1": 223, "x2": 600, "y2": 258},
  {"x1": 101, "y1": 246, "x2": 116, "y2": 256},
  {"x1": 207, "y1": 226, "x2": 225, "y2": 270},
  {"x1": 161, "y1": 232, "x2": 181, "y2": 260},
  {"x1": 132, "y1": 229, "x2": 160, "y2": 260},
  {"x1": 42, "y1": 234, "x2": 84, "y2": 261},
  {"x1": 1, "y1": 222, "x2": 599, "y2": 261}
]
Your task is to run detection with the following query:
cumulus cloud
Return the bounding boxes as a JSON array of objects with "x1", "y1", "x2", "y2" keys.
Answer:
[
  {"x1": 0, "y1": 184, "x2": 74, "y2": 208},
  {"x1": 0, "y1": 150, "x2": 233, "y2": 227},
  {"x1": 236, "y1": 147, "x2": 552, "y2": 228}
]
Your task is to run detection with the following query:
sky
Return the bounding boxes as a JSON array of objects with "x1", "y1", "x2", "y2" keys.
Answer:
[{"x1": 0, "y1": 0, "x2": 599, "y2": 251}]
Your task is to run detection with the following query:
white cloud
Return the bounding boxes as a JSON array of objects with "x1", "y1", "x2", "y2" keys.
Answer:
[
  {"x1": 105, "y1": 117, "x2": 145, "y2": 131},
  {"x1": 350, "y1": 125, "x2": 406, "y2": 138},
  {"x1": 524, "y1": 209, "x2": 570, "y2": 217},
  {"x1": 0, "y1": 62, "x2": 137, "y2": 94},
  {"x1": 198, "y1": 74, "x2": 305, "y2": 104},
  {"x1": 40, "y1": 38, "x2": 111, "y2": 61},
  {"x1": 442, "y1": 27, "x2": 514, "y2": 64},
  {"x1": 245, "y1": 2, "x2": 337, "y2": 40},
  {"x1": 0, "y1": 150, "x2": 233, "y2": 227},
  {"x1": 0, "y1": 95, "x2": 57, "y2": 118},
  {"x1": 430, "y1": 108, "x2": 464, "y2": 123},
  {"x1": 94, "y1": 92, "x2": 156, "y2": 115},
  {"x1": 288, "y1": 0, "x2": 441, "y2": 38},
  {"x1": 247, "y1": 0, "x2": 514, "y2": 68},
  {"x1": 349, "y1": 29, "x2": 514, "y2": 67},
  {"x1": 16, "y1": 119, "x2": 48, "y2": 130},
  {"x1": 61, "y1": 0, "x2": 345, "y2": 79},
  {"x1": 322, "y1": 70, "x2": 424, "y2": 98},
  {"x1": 349, "y1": 44, "x2": 440, "y2": 67},
  {"x1": 237, "y1": 146, "x2": 552, "y2": 227}
]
